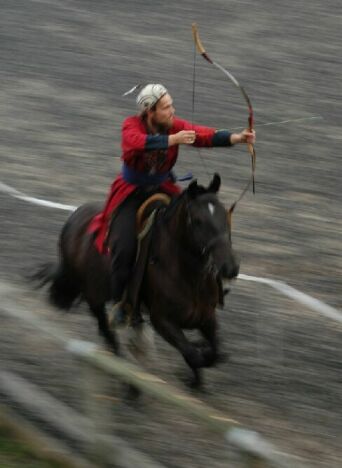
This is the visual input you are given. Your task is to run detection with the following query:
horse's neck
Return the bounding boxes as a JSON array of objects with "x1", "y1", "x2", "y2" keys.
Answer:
[
  {"x1": 161, "y1": 207, "x2": 211, "y2": 281},
  {"x1": 152, "y1": 210, "x2": 218, "y2": 307}
]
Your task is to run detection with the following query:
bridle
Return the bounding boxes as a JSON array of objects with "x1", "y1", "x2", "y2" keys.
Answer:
[{"x1": 185, "y1": 195, "x2": 231, "y2": 259}]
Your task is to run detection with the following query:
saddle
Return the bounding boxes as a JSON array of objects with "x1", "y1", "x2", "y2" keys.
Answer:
[
  {"x1": 136, "y1": 193, "x2": 171, "y2": 235},
  {"x1": 124, "y1": 193, "x2": 171, "y2": 323}
]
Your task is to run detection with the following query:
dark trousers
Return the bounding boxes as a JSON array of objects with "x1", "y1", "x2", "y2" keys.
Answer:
[{"x1": 109, "y1": 190, "x2": 153, "y2": 302}]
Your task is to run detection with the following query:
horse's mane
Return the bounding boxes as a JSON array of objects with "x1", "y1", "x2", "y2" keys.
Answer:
[
  {"x1": 161, "y1": 190, "x2": 187, "y2": 222},
  {"x1": 161, "y1": 181, "x2": 217, "y2": 223}
]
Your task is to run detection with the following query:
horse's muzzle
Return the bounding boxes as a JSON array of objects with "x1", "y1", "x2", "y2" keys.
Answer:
[
  {"x1": 211, "y1": 244, "x2": 240, "y2": 280},
  {"x1": 219, "y1": 260, "x2": 240, "y2": 280}
]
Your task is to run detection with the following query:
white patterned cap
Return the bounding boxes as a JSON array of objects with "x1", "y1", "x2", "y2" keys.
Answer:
[{"x1": 136, "y1": 84, "x2": 168, "y2": 114}]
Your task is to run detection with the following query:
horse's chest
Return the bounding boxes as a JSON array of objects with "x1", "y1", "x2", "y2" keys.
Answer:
[
  {"x1": 148, "y1": 261, "x2": 218, "y2": 327},
  {"x1": 176, "y1": 281, "x2": 218, "y2": 327}
]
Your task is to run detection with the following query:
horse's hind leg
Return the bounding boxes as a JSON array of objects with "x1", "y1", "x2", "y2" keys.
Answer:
[
  {"x1": 89, "y1": 303, "x2": 120, "y2": 355},
  {"x1": 89, "y1": 303, "x2": 142, "y2": 399}
]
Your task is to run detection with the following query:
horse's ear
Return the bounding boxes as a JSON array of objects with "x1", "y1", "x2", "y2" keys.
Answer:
[
  {"x1": 187, "y1": 179, "x2": 198, "y2": 198},
  {"x1": 208, "y1": 173, "x2": 221, "y2": 193}
]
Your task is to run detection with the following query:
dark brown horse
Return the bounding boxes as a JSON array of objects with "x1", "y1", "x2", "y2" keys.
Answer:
[{"x1": 35, "y1": 174, "x2": 239, "y2": 385}]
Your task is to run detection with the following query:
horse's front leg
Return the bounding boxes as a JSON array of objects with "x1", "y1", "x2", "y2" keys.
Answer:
[
  {"x1": 150, "y1": 315, "x2": 205, "y2": 386},
  {"x1": 198, "y1": 315, "x2": 219, "y2": 367}
]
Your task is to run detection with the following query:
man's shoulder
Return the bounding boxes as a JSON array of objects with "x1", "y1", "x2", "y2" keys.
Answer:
[{"x1": 122, "y1": 115, "x2": 142, "y2": 128}]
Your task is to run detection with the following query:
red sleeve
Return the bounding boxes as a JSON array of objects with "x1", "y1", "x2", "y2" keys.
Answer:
[
  {"x1": 121, "y1": 116, "x2": 147, "y2": 162},
  {"x1": 172, "y1": 117, "x2": 216, "y2": 147}
]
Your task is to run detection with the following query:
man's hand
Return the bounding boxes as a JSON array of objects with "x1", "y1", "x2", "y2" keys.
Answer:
[
  {"x1": 169, "y1": 130, "x2": 196, "y2": 146},
  {"x1": 230, "y1": 129, "x2": 256, "y2": 145}
]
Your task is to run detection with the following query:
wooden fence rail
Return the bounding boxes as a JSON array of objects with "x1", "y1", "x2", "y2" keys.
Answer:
[{"x1": 0, "y1": 282, "x2": 307, "y2": 468}]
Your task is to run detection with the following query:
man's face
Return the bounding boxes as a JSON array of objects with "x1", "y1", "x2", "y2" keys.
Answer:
[{"x1": 149, "y1": 94, "x2": 175, "y2": 130}]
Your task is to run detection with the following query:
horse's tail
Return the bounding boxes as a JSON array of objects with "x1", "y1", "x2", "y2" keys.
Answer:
[{"x1": 31, "y1": 262, "x2": 81, "y2": 310}]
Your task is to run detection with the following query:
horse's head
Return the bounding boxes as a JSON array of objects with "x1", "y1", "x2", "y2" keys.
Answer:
[{"x1": 184, "y1": 173, "x2": 240, "y2": 280}]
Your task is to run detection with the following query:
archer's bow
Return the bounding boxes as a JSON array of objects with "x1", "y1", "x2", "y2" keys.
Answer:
[{"x1": 192, "y1": 23, "x2": 256, "y2": 194}]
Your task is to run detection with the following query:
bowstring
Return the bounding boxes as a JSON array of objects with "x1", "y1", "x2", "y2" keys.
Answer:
[{"x1": 192, "y1": 37, "x2": 211, "y2": 181}]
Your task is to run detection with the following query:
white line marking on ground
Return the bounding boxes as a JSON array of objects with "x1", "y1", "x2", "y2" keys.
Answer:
[
  {"x1": 239, "y1": 274, "x2": 342, "y2": 324},
  {"x1": 1, "y1": 180, "x2": 341, "y2": 324},
  {"x1": 0, "y1": 182, "x2": 76, "y2": 211}
]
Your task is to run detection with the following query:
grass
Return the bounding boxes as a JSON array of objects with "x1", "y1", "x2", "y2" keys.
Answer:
[{"x1": 0, "y1": 427, "x2": 64, "y2": 468}]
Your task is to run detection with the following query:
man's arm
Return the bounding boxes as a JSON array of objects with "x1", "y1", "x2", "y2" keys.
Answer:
[{"x1": 170, "y1": 118, "x2": 255, "y2": 147}]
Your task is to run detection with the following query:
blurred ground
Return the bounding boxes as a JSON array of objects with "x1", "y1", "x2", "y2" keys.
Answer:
[
  {"x1": 0, "y1": 426, "x2": 62, "y2": 468},
  {"x1": 0, "y1": 0, "x2": 341, "y2": 467}
]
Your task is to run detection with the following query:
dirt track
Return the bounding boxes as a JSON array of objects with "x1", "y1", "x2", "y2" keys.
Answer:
[{"x1": 0, "y1": 1, "x2": 341, "y2": 467}]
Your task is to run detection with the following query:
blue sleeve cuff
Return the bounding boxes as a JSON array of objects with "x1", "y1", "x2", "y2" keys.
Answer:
[
  {"x1": 145, "y1": 135, "x2": 169, "y2": 151},
  {"x1": 212, "y1": 130, "x2": 232, "y2": 147}
]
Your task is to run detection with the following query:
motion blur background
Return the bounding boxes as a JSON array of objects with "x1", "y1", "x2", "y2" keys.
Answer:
[{"x1": 0, "y1": 0, "x2": 341, "y2": 467}]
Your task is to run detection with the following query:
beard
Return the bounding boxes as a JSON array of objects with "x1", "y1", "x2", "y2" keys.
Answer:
[{"x1": 151, "y1": 115, "x2": 173, "y2": 133}]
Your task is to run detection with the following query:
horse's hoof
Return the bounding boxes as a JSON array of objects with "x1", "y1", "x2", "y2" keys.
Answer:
[
  {"x1": 178, "y1": 367, "x2": 202, "y2": 389},
  {"x1": 177, "y1": 366, "x2": 205, "y2": 391}
]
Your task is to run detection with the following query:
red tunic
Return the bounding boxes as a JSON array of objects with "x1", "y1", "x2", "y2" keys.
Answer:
[{"x1": 88, "y1": 115, "x2": 218, "y2": 253}]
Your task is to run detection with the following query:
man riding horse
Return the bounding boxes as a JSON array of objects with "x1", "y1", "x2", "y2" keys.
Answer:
[{"x1": 88, "y1": 83, "x2": 256, "y2": 318}]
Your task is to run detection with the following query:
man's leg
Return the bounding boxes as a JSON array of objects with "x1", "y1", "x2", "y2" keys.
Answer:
[{"x1": 109, "y1": 193, "x2": 146, "y2": 303}]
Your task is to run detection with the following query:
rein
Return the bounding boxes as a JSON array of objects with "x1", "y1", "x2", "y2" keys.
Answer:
[{"x1": 201, "y1": 233, "x2": 229, "y2": 257}]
